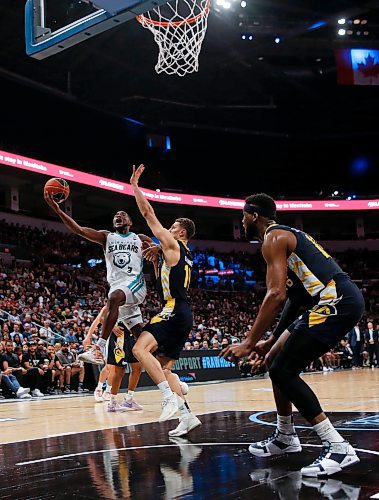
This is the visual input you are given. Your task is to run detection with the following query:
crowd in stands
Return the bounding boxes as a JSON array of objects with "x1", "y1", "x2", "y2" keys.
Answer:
[{"x1": 1, "y1": 220, "x2": 379, "y2": 397}]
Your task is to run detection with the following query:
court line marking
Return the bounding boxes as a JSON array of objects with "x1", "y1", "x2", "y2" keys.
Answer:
[
  {"x1": 3, "y1": 409, "x2": 378, "y2": 445},
  {"x1": 370, "y1": 493, "x2": 379, "y2": 499},
  {"x1": 249, "y1": 411, "x2": 379, "y2": 432},
  {"x1": 16, "y1": 441, "x2": 379, "y2": 466}
]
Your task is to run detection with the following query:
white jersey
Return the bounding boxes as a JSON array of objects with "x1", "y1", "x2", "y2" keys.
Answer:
[{"x1": 105, "y1": 232, "x2": 145, "y2": 293}]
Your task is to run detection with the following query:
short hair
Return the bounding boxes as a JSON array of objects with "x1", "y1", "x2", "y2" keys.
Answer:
[
  {"x1": 176, "y1": 218, "x2": 196, "y2": 240},
  {"x1": 245, "y1": 193, "x2": 277, "y2": 219}
]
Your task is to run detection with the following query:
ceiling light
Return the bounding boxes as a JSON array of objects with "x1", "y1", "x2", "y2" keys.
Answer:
[
  {"x1": 223, "y1": 1, "x2": 231, "y2": 8},
  {"x1": 338, "y1": 18, "x2": 346, "y2": 25},
  {"x1": 353, "y1": 19, "x2": 361, "y2": 25},
  {"x1": 338, "y1": 28, "x2": 346, "y2": 36},
  {"x1": 274, "y1": 37, "x2": 281, "y2": 44},
  {"x1": 240, "y1": 1, "x2": 246, "y2": 7},
  {"x1": 248, "y1": 35, "x2": 253, "y2": 40},
  {"x1": 361, "y1": 19, "x2": 368, "y2": 25}
]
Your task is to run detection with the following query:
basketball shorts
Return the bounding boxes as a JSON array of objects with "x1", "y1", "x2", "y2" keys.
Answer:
[
  {"x1": 288, "y1": 274, "x2": 365, "y2": 347},
  {"x1": 108, "y1": 277, "x2": 146, "y2": 306},
  {"x1": 118, "y1": 303, "x2": 143, "y2": 331},
  {"x1": 143, "y1": 299, "x2": 193, "y2": 360},
  {"x1": 107, "y1": 328, "x2": 138, "y2": 367}
]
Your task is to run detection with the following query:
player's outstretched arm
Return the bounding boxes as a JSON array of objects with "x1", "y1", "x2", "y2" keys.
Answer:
[
  {"x1": 44, "y1": 191, "x2": 108, "y2": 245},
  {"x1": 130, "y1": 164, "x2": 179, "y2": 266},
  {"x1": 83, "y1": 305, "x2": 108, "y2": 348},
  {"x1": 221, "y1": 230, "x2": 288, "y2": 362}
]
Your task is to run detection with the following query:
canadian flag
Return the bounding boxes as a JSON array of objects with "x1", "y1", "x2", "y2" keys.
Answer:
[{"x1": 335, "y1": 49, "x2": 379, "y2": 85}]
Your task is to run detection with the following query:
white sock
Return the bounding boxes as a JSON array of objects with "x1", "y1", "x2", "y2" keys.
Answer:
[
  {"x1": 277, "y1": 414, "x2": 295, "y2": 434},
  {"x1": 96, "y1": 381, "x2": 103, "y2": 390},
  {"x1": 106, "y1": 385, "x2": 112, "y2": 393},
  {"x1": 158, "y1": 381, "x2": 173, "y2": 399},
  {"x1": 313, "y1": 418, "x2": 344, "y2": 444},
  {"x1": 125, "y1": 390, "x2": 134, "y2": 400},
  {"x1": 178, "y1": 396, "x2": 191, "y2": 416}
]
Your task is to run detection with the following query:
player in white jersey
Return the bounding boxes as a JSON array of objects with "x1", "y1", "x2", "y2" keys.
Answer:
[{"x1": 44, "y1": 194, "x2": 151, "y2": 408}]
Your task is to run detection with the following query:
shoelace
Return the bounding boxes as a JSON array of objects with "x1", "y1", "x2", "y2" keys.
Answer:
[
  {"x1": 260, "y1": 429, "x2": 280, "y2": 445},
  {"x1": 312, "y1": 442, "x2": 331, "y2": 464}
]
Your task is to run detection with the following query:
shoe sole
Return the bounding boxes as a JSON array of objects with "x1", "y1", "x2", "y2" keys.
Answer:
[
  {"x1": 78, "y1": 355, "x2": 103, "y2": 366},
  {"x1": 168, "y1": 419, "x2": 202, "y2": 437},
  {"x1": 301, "y1": 454, "x2": 360, "y2": 477},
  {"x1": 249, "y1": 445, "x2": 302, "y2": 457}
]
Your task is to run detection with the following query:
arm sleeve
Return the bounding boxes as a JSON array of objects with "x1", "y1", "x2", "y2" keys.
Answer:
[{"x1": 272, "y1": 298, "x2": 302, "y2": 340}]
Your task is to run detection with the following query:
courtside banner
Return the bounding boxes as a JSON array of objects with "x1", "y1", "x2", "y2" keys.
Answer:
[
  {"x1": 1, "y1": 149, "x2": 379, "y2": 211},
  {"x1": 117, "y1": 349, "x2": 240, "y2": 388}
]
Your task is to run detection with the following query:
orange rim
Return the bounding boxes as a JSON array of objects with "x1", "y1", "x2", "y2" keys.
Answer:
[{"x1": 136, "y1": 0, "x2": 210, "y2": 27}]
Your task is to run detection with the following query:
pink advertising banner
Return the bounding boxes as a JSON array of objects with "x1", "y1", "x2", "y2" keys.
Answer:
[{"x1": 1, "y1": 149, "x2": 378, "y2": 211}]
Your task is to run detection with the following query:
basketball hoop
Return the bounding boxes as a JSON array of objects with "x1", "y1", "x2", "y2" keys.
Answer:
[{"x1": 136, "y1": 0, "x2": 211, "y2": 77}]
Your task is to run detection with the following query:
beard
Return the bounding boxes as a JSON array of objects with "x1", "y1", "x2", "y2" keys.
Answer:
[
  {"x1": 113, "y1": 223, "x2": 129, "y2": 232},
  {"x1": 245, "y1": 222, "x2": 260, "y2": 241}
]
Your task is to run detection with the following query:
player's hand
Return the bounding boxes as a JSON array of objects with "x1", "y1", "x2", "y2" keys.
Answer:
[
  {"x1": 220, "y1": 340, "x2": 253, "y2": 364},
  {"x1": 142, "y1": 244, "x2": 161, "y2": 263},
  {"x1": 253, "y1": 336, "x2": 276, "y2": 359},
  {"x1": 248, "y1": 352, "x2": 265, "y2": 373},
  {"x1": 44, "y1": 191, "x2": 60, "y2": 213},
  {"x1": 130, "y1": 164, "x2": 145, "y2": 187},
  {"x1": 113, "y1": 325, "x2": 124, "y2": 337}
]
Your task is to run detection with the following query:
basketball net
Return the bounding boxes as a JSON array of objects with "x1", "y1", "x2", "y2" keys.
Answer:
[{"x1": 136, "y1": 0, "x2": 211, "y2": 77}]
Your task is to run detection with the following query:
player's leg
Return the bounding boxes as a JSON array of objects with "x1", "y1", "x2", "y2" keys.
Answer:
[
  {"x1": 132, "y1": 331, "x2": 179, "y2": 422},
  {"x1": 268, "y1": 332, "x2": 359, "y2": 476},
  {"x1": 159, "y1": 356, "x2": 201, "y2": 437},
  {"x1": 117, "y1": 308, "x2": 145, "y2": 409},
  {"x1": 94, "y1": 364, "x2": 111, "y2": 402},
  {"x1": 96, "y1": 289, "x2": 126, "y2": 356},
  {"x1": 107, "y1": 366, "x2": 129, "y2": 412},
  {"x1": 117, "y1": 362, "x2": 144, "y2": 410},
  {"x1": 249, "y1": 330, "x2": 301, "y2": 457}
]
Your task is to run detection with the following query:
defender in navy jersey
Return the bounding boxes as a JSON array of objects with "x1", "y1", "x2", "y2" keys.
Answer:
[
  {"x1": 222, "y1": 193, "x2": 364, "y2": 478},
  {"x1": 147, "y1": 238, "x2": 194, "y2": 360},
  {"x1": 131, "y1": 164, "x2": 201, "y2": 436}
]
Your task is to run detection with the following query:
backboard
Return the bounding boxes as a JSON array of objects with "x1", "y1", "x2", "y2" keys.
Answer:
[{"x1": 25, "y1": 0, "x2": 168, "y2": 59}]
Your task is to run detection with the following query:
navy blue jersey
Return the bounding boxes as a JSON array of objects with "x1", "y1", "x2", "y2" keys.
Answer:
[
  {"x1": 266, "y1": 224, "x2": 344, "y2": 299},
  {"x1": 157, "y1": 241, "x2": 193, "y2": 303}
]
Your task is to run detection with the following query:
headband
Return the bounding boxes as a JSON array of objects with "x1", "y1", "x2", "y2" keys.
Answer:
[{"x1": 243, "y1": 203, "x2": 276, "y2": 218}]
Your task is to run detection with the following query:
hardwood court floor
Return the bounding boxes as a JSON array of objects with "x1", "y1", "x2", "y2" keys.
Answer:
[
  {"x1": 0, "y1": 369, "x2": 378, "y2": 499},
  {"x1": 1, "y1": 369, "x2": 378, "y2": 444}
]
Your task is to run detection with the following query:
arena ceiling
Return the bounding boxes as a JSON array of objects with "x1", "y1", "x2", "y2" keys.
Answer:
[{"x1": 0, "y1": 1, "x2": 379, "y2": 198}]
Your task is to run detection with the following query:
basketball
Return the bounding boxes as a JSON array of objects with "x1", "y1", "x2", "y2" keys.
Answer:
[{"x1": 44, "y1": 178, "x2": 70, "y2": 204}]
